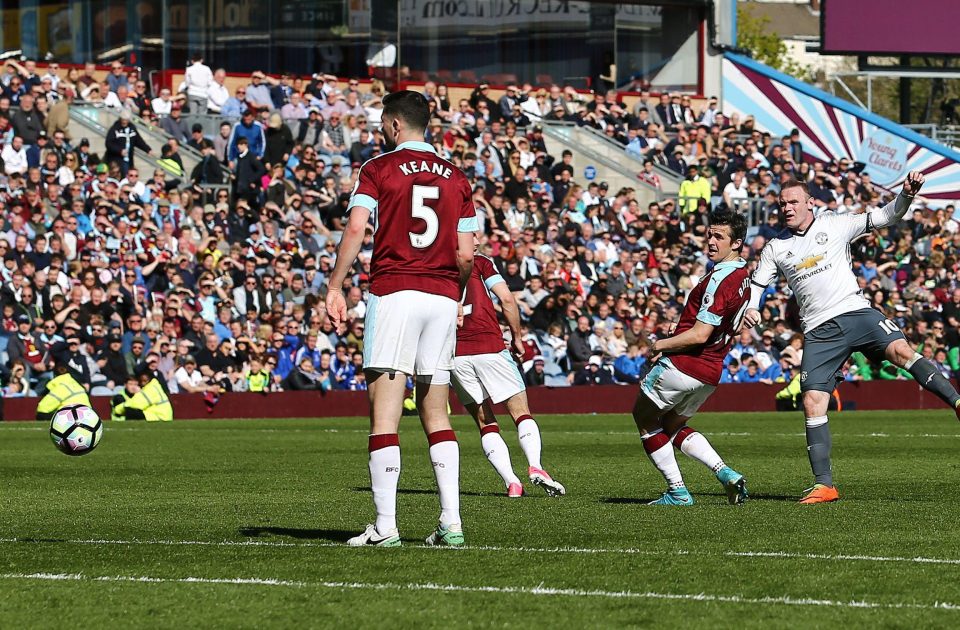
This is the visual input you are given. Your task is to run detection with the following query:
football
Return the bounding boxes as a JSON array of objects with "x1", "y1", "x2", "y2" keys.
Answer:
[{"x1": 49, "y1": 405, "x2": 103, "y2": 456}]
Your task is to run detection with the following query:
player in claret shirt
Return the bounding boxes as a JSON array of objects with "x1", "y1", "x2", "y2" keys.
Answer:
[
  {"x1": 326, "y1": 91, "x2": 478, "y2": 547},
  {"x1": 452, "y1": 221, "x2": 565, "y2": 498},
  {"x1": 633, "y1": 209, "x2": 750, "y2": 506}
]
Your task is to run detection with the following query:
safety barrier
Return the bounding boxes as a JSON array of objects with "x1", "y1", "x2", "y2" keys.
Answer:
[{"x1": 0, "y1": 380, "x2": 949, "y2": 422}]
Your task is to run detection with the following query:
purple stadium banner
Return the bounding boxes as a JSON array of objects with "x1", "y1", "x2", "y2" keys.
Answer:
[
  {"x1": 723, "y1": 53, "x2": 960, "y2": 203},
  {"x1": 821, "y1": 0, "x2": 960, "y2": 56}
]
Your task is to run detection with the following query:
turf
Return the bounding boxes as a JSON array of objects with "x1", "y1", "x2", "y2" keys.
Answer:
[{"x1": 2, "y1": 410, "x2": 960, "y2": 628}]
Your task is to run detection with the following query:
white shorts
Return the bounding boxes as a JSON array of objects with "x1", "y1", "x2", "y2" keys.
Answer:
[
  {"x1": 452, "y1": 350, "x2": 526, "y2": 406},
  {"x1": 363, "y1": 290, "x2": 457, "y2": 384},
  {"x1": 640, "y1": 358, "x2": 715, "y2": 417}
]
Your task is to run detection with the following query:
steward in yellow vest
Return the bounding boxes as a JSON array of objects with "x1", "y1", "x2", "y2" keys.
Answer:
[
  {"x1": 112, "y1": 374, "x2": 174, "y2": 421},
  {"x1": 36, "y1": 365, "x2": 92, "y2": 422}
]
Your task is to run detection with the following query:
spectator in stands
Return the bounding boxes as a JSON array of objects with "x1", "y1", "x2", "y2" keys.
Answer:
[
  {"x1": 12, "y1": 93, "x2": 43, "y2": 145},
  {"x1": 264, "y1": 113, "x2": 294, "y2": 170},
  {"x1": 573, "y1": 355, "x2": 615, "y2": 386},
  {"x1": 2, "y1": 135, "x2": 27, "y2": 175},
  {"x1": 677, "y1": 164, "x2": 710, "y2": 215},
  {"x1": 183, "y1": 54, "x2": 213, "y2": 114},
  {"x1": 207, "y1": 68, "x2": 229, "y2": 114},
  {"x1": 232, "y1": 137, "x2": 265, "y2": 208},
  {"x1": 282, "y1": 355, "x2": 324, "y2": 391},
  {"x1": 245, "y1": 71, "x2": 274, "y2": 111},
  {"x1": 525, "y1": 356, "x2": 547, "y2": 386},
  {"x1": 151, "y1": 87, "x2": 175, "y2": 116},
  {"x1": 161, "y1": 103, "x2": 190, "y2": 143},
  {"x1": 281, "y1": 92, "x2": 308, "y2": 120},
  {"x1": 228, "y1": 109, "x2": 266, "y2": 163},
  {"x1": 107, "y1": 61, "x2": 128, "y2": 93}
]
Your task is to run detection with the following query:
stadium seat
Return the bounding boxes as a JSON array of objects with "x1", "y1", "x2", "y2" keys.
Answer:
[
  {"x1": 408, "y1": 70, "x2": 431, "y2": 83},
  {"x1": 536, "y1": 74, "x2": 554, "y2": 87},
  {"x1": 457, "y1": 69, "x2": 478, "y2": 83}
]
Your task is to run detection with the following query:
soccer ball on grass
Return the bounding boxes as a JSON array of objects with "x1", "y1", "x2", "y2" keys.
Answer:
[{"x1": 50, "y1": 404, "x2": 103, "y2": 456}]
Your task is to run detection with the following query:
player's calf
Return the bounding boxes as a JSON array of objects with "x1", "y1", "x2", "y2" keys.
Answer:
[
  {"x1": 900, "y1": 351, "x2": 960, "y2": 414},
  {"x1": 641, "y1": 429, "x2": 688, "y2": 502},
  {"x1": 478, "y1": 423, "x2": 523, "y2": 493},
  {"x1": 671, "y1": 425, "x2": 747, "y2": 504}
]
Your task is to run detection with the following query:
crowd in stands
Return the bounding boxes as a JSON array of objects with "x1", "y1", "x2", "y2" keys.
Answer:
[{"x1": 1, "y1": 55, "x2": 959, "y2": 403}]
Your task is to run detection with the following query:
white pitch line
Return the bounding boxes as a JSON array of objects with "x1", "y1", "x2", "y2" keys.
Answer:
[
  {"x1": 1, "y1": 572, "x2": 958, "y2": 612},
  {"x1": 0, "y1": 537, "x2": 677, "y2": 557},
  {"x1": 728, "y1": 551, "x2": 960, "y2": 566},
  {"x1": 4, "y1": 537, "x2": 960, "y2": 568}
]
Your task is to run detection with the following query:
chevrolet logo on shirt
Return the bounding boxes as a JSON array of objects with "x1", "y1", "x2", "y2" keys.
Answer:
[{"x1": 795, "y1": 255, "x2": 824, "y2": 271}]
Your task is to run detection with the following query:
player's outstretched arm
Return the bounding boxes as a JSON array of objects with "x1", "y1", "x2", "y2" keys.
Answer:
[
  {"x1": 325, "y1": 206, "x2": 370, "y2": 333},
  {"x1": 869, "y1": 170, "x2": 924, "y2": 230}
]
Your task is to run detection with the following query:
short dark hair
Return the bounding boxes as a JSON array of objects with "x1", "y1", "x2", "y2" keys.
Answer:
[
  {"x1": 708, "y1": 209, "x2": 748, "y2": 245},
  {"x1": 382, "y1": 90, "x2": 430, "y2": 132},
  {"x1": 780, "y1": 179, "x2": 811, "y2": 197}
]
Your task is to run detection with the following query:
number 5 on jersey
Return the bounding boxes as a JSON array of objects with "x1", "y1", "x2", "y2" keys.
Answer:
[{"x1": 410, "y1": 185, "x2": 439, "y2": 248}]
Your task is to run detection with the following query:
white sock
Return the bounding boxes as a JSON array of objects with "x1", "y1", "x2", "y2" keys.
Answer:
[
  {"x1": 368, "y1": 434, "x2": 400, "y2": 534},
  {"x1": 672, "y1": 427, "x2": 725, "y2": 474},
  {"x1": 428, "y1": 430, "x2": 461, "y2": 527},
  {"x1": 515, "y1": 414, "x2": 543, "y2": 470},
  {"x1": 642, "y1": 430, "x2": 684, "y2": 489},
  {"x1": 480, "y1": 425, "x2": 521, "y2": 488}
]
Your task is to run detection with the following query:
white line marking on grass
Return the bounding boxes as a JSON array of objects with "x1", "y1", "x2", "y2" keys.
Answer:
[
  {"x1": 728, "y1": 551, "x2": 960, "y2": 566},
  {"x1": 0, "y1": 537, "x2": 681, "y2": 557},
  {"x1": 1, "y1": 572, "x2": 958, "y2": 612},
  {"x1": 6, "y1": 537, "x2": 960, "y2": 568}
]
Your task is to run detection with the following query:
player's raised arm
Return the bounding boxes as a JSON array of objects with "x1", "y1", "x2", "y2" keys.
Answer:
[
  {"x1": 744, "y1": 244, "x2": 777, "y2": 329},
  {"x1": 867, "y1": 170, "x2": 923, "y2": 229},
  {"x1": 326, "y1": 205, "x2": 371, "y2": 333}
]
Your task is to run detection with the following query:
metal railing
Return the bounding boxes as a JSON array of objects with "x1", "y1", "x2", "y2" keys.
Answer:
[
  {"x1": 576, "y1": 124, "x2": 684, "y2": 190},
  {"x1": 67, "y1": 108, "x2": 173, "y2": 178},
  {"x1": 903, "y1": 124, "x2": 960, "y2": 149},
  {"x1": 537, "y1": 122, "x2": 662, "y2": 199}
]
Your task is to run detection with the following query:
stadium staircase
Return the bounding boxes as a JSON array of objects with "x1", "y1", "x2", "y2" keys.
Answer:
[
  {"x1": 538, "y1": 121, "x2": 672, "y2": 204},
  {"x1": 68, "y1": 105, "x2": 202, "y2": 176}
]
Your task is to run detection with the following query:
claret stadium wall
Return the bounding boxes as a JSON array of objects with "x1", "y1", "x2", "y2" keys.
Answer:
[{"x1": 0, "y1": 381, "x2": 950, "y2": 421}]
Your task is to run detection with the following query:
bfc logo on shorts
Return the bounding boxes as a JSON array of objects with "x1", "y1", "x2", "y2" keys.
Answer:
[{"x1": 816, "y1": 232, "x2": 828, "y2": 245}]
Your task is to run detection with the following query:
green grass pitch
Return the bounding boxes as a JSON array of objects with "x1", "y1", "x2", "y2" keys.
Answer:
[{"x1": 2, "y1": 410, "x2": 960, "y2": 628}]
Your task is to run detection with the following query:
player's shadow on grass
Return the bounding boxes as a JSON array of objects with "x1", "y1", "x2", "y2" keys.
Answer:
[
  {"x1": 239, "y1": 527, "x2": 356, "y2": 542},
  {"x1": 352, "y1": 486, "x2": 489, "y2": 497},
  {"x1": 600, "y1": 492, "x2": 795, "y2": 504}
]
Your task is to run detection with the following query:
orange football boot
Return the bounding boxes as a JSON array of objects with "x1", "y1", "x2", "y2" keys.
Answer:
[{"x1": 798, "y1": 484, "x2": 840, "y2": 504}]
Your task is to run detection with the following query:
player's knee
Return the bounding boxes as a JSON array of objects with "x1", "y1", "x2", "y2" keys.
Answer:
[
  {"x1": 802, "y1": 390, "x2": 829, "y2": 417},
  {"x1": 890, "y1": 341, "x2": 917, "y2": 366}
]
